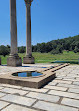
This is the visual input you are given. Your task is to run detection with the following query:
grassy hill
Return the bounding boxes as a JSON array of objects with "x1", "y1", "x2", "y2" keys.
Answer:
[{"x1": 1, "y1": 35, "x2": 79, "y2": 64}]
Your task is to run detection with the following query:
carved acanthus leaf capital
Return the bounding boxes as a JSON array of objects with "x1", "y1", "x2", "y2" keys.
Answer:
[{"x1": 24, "y1": 0, "x2": 33, "y2": 6}]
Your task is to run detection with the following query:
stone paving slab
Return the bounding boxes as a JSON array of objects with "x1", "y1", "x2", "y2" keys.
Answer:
[
  {"x1": 68, "y1": 88, "x2": 79, "y2": 94},
  {"x1": 48, "y1": 89, "x2": 79, "y2": 99},
  {"x1": 63, "y1": 78, "x2": 79, "y2": 82},
  {"x1": 57, "y1": 83, "x2": 79, "y2": 89},
  {"x1": 44, "y1": 85, "x2": 67, "y2": 91},
  {"x1": 0, "y1": 86, "x2": 4, "y2": 90},
  {"x1": 1, "y1": 87, "x2": 29, "y2": 95},
  {"x1": 0, "y1": 101, "x2": 10, "y2": 110},
  {"x1": 22, "y1": 87, "x2": 49, "y2": 93},
  {"x1": 0, "y1": 64, "x2": 79, "y2": 111},
  {"x1": 48, "y1": 82, "x2": 57, "y2": 86},
  {"x1": 1, "y1": 94, "x2": 36, "y2": 106},
  {"x1": 0, "y1": 92, "x2": 6, "y2": 98},
  {"x1": 26, "y1": 92, "x2": 60, "y2": 103},
  {"x1": 33, "y1": 101, "x2": 78, "y2": 111},
  {"x1": 52, "y1": 79, "x2": 72, "y2": 84},
  {"x1": 73, "y1": 82, "x2": 79, "y2": 85},
  {"x1": 61, "y1": 98, "x2": 79, "y2": 108},
  {"x1": 1, "y1": 104, "x2": 37, "y2": 111},
  {"x1": 0, "y1": 84, "x2": 22, "y2": 89}
]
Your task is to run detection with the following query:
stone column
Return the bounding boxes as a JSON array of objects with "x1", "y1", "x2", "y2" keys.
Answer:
[
  {"x1": 7, "y1": 0, "x2": 22, "y2": 67},
  {"x1": 23, "y1": 0, "x2": 35, "y2": 64}
]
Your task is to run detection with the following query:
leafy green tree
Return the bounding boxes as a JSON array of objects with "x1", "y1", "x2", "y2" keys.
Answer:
[
  {"x1": 6, "y1": 45, "x2": 10, "y2": 52},
  {"x1": 18, "y1": 46, "x2": 25, "y2": 53},
  {"x1": 56, "y1": 45, "x2": 63, "y2": 53},
  {"x1": 32, "y1": 45, "x2": 37, "y2": 52},
  {"x1": 6, "y1": 45, "x2": 10, "y2": 49},
  {"x1": 45, "y1": 42, "x2": 52, "y2": 53},
  {"x1": 74, "y1": 46, "x2": 79, "y2": 53},
  {"x1": 40, "y1": 43, "x2": 46, "y2": 53},
  {"x1": 0, "y1": 45, "x2": 10, "y2": 57},
  {"x1": 36, "y1": 43, "x2": 41, "y2": 52}
]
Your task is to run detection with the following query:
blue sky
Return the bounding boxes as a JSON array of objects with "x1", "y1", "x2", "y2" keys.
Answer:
[{"x1": 0, "y1": 0, "x2": 79, "y2": 46}]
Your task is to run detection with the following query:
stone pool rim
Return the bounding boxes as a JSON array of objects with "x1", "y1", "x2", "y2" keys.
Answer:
[
  {"x1": 0, "y1": 63, "x2": 69, "y2": 88},
  {"x1": 11, "y1": 71, "x2": 46, "y2": 79}
]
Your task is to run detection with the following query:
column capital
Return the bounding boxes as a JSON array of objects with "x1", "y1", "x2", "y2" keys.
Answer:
[{"x1": 24, "y1": 0, "x2": 33, "y2": 6}]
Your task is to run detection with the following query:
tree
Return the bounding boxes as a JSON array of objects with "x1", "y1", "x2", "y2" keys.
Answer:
[
  {"x1": 40, "y1": 43, "x2": 46, "y2": 53},
  {"x1": 6, "y1": 45, "x2": 10, "y2": 52},
  {"x1": 36, "y1": 43, "x2": 41, "y2": 52},
  {"x1": 0, "y1": 45, "x2": 10, "y2": 57},
  {"x1": 56, "y1": 45, "x2": 63, "y2": 53},
  {"x1": 45, "y1": 42, "x2": 52, "y2": 53},
  {"x1": 74, "y1": 46, "x2": 79, "y2": 53},
  {"x1": 18, "y1": 46, "x2": 25, "y2": 53},
  {"x1": 6, "y1": 45, "x2": 10, "y2": 49},
  {"x1": 32, "y1": 45, "x2": 37, "y2": 52}
]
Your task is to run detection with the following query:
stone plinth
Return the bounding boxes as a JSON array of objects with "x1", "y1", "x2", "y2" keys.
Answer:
[
  {"x1": 0, "y1": 58, "x2": 1, "y2": 65},
  {"x1": 7, "y1": 55, "x2": 22, "y2": 67},
  {"x1": 0, "y1": 70, "x2": 56, "y2": 89},
  {"x1": 23, "y1": 56, "x2": 35, "y2": 64}
]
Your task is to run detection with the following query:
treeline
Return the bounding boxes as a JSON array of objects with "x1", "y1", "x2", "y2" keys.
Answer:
[
  {"x1": 0, "y1": 35, "x2": 79, "y2": 56},
  {"x1": 0, "y1": 45, "x2": 26, "y2": 57},
  {"x1": 32, "y1": 35, "x2": 79, "y2": 54}
]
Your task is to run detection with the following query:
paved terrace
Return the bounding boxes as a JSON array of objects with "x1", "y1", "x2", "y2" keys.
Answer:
[{"x1": 0, "y1": 64, "x2": 79, "y2": 111}]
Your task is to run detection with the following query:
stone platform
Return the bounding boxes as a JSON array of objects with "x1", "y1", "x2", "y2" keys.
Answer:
[
  {"x1": 0, "y1": 64, "x2": 79, "y2": 110},
  {"x1": 0, "y1": 63, "x2": 69, "y2": 88}
]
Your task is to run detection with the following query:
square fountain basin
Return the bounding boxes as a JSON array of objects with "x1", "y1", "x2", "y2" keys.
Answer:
[{"x1": 0, "y1": 70, "x2": 56, "y2": 89}]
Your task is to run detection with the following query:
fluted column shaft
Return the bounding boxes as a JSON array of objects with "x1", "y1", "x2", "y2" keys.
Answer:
[
  {"x1": 10, "y1": 0, "x2": 18, "y2": 56},
  {"x1": 26, "y1": 3, "x2": 32, "y2": 57},
  {"x1": 7, "y1": 0, "x2": 22, "y2": 67},
  {"x1": 23, "y1": 0, "x2": 35, "y2": 64}
]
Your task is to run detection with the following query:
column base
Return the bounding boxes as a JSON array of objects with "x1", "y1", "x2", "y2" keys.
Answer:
[
  {"x1": 7, "y1": 55, "x2": 22, "y2": 67},
  {"x1": 0, "y1": 57, "x2": 1, "y2": 65},
  {"x1": 23, "y1": 56, "x2": 35, "y2": 64}
]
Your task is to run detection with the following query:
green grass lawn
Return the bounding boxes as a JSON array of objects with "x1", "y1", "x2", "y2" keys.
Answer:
[{"x1": 0, "y1": 51, "x2": 79, "y2": 64}]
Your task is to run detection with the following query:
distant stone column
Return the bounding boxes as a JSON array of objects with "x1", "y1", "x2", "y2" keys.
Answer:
[
  {"x1": 23, "y1": 0, "x2": 35, "y2": 64},
  {"x1": 7, "y1": 0, "x2": 22, "y2": 67}
]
